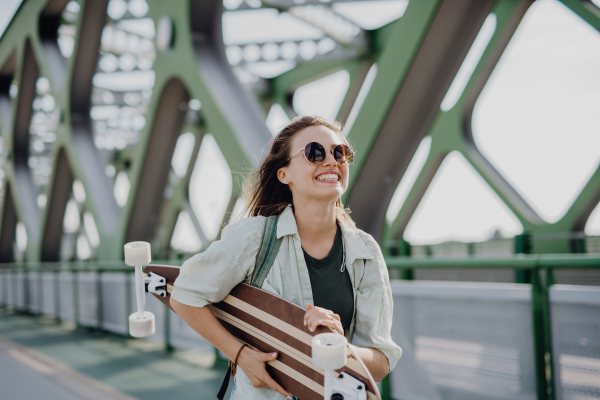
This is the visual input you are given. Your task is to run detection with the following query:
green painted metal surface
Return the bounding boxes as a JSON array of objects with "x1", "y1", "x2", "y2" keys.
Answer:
[
  {"x1": 381, "y1": 0, "x2": 600, "y2": 255},
  {"x1": 0, "y1": 0, "x2": 598, "y2": 262}
]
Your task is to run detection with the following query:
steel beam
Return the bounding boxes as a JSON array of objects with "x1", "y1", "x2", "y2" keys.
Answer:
[
  {"x1": 69, "y1": 0, "x2": 120, "y2": 238},
  {"x1": 39, "y1": 0, "x2": 70, "y2": 89},
  {"x1": 125, "y1": 78, "x2": 189, "y2": 243},
  {"x1": 190, "y1": 0, "x2": 272, "y2": 163},
  {"x1": 40, "y1": 149, "x2": 72, "y2": 261},
  {"x1": 345, "y1": 0, "x2": 502, "y2": 238},
  {"x1": 387, "y1": 0, "x2": 537, "y2": 242},
  {"x1": 0, "y1": 184, "x2": 17, "y2": 262},
  {"x1": 13, "y1": 40, "x2": 41, "y2": 244}
]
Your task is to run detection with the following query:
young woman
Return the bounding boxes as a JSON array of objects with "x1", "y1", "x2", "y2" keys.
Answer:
[{"x1": 170, "y1": 116, "x2": 401, "y2": 400}]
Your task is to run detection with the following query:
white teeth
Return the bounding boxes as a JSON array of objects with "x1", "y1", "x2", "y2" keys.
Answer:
[{"x1": 317, "y1": 174, "x2": 339, "y2": 181}]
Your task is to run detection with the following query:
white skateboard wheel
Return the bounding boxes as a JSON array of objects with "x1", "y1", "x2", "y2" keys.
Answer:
[
  {"x1": 312, "y1": 333, "x2": 347, "y2": 370},
  {"x1": 129, "y1": 311, "x2": 155, "y2": 337},
  {"x1": 124, "y1": 242, "x2": 151, "y2": 266}
]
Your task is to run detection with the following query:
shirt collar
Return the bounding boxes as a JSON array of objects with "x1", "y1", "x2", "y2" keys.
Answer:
[
  {"x1": 276, "y1": 204, "x2": 374, "y2": 262},
  {"x1": 276, "y1": 205, "x2": 299, "y2": 238},
  {"x1": 339, "y1": 222, "x2": 374, "y2": 263}
]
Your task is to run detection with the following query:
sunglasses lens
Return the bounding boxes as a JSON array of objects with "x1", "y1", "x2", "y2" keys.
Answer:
[
  {"x1": 305, "y1": 142, "x2": 326, "y2": 164},
  {"x1": 334, "y1": 145, "x2": 354, "y2": 164}
]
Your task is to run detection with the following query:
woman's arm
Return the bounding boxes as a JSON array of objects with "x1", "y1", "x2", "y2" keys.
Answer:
[
  {"x1": 304, "y1": 304, "x2": 390, "y2": 382},
  {"x1": 170, "y1": 298, "x2": 291, "y2": 399},
  {"x1": 348, "y1": 345, "x2": 389, "y2": 382}
]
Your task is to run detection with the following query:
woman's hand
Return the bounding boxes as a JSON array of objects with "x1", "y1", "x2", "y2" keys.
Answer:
[
  {"x1": 236, "y1": 347, "x2": 291, "y2": 399},
  {"x1": 304, "y1": 304, "x2": 344, "y2": 335}
]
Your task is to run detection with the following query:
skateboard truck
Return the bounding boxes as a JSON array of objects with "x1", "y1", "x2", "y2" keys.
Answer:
[
  {"x1": 125, "y1": 241, "x2": 155, "y2": 337},
  {"x1": 145, "y1": 272, "x2": 167, "y2": 297},
  {"x1": 312, "y1": 333, "x2": 367, "y2": 400}
]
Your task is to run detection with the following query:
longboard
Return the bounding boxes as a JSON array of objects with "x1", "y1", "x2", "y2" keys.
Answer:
[{"x1": 143, "y1": 264, "x2": 381, "y2": 400}]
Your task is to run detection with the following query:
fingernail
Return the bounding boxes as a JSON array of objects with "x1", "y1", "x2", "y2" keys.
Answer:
[
  {"x1": 303, "y1": 320, "x2": 306, "y2": 326},
  {"x1": 272, "y1": 353, "x2": 277, "y2": 357},
  {"x1": 287, "y1": 396, "x2": 292, "y2": 400}
]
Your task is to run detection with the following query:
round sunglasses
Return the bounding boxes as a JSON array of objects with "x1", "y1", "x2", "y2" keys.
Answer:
[{"x1": 287, "y1": 142, "x2": 355, "y2": 166}]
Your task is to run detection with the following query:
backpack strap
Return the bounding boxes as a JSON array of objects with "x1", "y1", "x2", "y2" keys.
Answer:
[
  {"x1": 217, "y1": 215, "x2": 283, "y2": 399},
  {"x1": 250, "y1": 215, "x2": 283, "y2": 288}
]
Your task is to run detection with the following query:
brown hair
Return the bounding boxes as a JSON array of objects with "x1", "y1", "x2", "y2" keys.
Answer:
[{"x1": 242, "y1": 115, "x2": 356, "y2": 227}]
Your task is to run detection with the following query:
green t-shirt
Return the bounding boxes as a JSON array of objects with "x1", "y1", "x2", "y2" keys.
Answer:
[{"x1": 302, "y1": 224, "x2": 354, "y2": 330}]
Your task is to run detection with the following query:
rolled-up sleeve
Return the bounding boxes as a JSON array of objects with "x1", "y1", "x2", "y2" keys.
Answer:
[
  {"x1": 351, "y1": 239, "x2": 402, "y2": 372},
  {"x1": 171, "y1": 216, "x2": 265, "y2": 308}
]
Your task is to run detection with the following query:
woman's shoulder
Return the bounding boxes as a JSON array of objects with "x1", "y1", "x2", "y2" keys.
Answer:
[
  {"x1": 345, "y1": 224, "x2": 384, "y2": 260},
  {"x1": 221, "y1": 215, "x2": 267, "y2": 240}
]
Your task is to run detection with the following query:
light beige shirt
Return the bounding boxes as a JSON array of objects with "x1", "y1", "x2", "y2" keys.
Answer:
[{"x1": 172, "y1": 205, "x2": 402, "y2": 400}]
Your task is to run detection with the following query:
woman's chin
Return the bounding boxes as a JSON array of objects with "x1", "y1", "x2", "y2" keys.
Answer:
[{"x1": 312, "y1": 187, "x2": 345, "y2": 201}]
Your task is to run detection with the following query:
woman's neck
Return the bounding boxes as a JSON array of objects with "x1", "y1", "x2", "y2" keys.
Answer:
[{"x1": 293, "y1": 199, "x2": 338, "y2": 247}]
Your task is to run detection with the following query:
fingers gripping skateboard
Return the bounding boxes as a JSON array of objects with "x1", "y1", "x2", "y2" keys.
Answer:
[
  {"x1": 125, "y1": 242, "x2": 155, "y2": 338},
  {"x1": 312, "y1": 333, "x2": 367, "y2": 400}
]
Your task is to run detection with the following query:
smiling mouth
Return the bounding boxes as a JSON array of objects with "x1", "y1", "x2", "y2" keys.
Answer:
[{"x1": 316, "y1": 173, "x2": 340, "y2": 182}]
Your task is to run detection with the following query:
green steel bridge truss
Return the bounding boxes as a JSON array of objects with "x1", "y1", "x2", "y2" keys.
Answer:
[{"x1": 0, "y1": 0, "x2": 599, "y2": 264}]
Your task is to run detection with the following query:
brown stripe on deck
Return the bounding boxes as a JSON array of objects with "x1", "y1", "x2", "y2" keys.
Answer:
[
  {"x1": 212, "y1": 300, "x2": 312, "y2": 356},
  {"x1": 268, "y1": 365, "x2": 322, "y2": 400},
  {"x1": 217, "y1": 320, "x2": 325, "y2": 385},
  {"x1": 229, "y1": 284, "x2": 317, "y2": 333},
  {"x1": 212, "y1": 307, "x2": 378, "y2": 397},
  {"x1": 216, "y1": 320, "x2": 325, "y2": 400}
]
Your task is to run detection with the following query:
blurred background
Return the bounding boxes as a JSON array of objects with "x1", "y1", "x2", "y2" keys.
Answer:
[{"x1": 0, "y1": 0, "x2": 599, "y2": 399}]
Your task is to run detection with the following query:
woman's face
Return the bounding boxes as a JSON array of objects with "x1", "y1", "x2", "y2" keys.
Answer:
[{"x1": 277, "y1": 125, "x2": 350, "y2": 204}]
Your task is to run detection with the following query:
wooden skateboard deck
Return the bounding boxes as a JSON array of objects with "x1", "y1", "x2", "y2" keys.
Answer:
[{"x1": 144, "y1": 264, "x2": 381, "y2": 400}]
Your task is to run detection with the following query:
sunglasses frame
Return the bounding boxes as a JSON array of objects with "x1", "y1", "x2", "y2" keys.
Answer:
[{"x1": 287, "y1": 142, "x2": 355, "y2": 166}]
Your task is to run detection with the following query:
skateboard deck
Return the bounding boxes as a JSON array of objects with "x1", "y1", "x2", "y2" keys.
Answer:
[{"x1": 143, "y1": 264, "x2": 381, "y2": 400}]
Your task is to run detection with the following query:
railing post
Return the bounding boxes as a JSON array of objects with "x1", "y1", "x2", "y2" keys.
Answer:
[
  {"x1": 543, "y1": 268, "x2": 556, "y2": 400},
  {"x1": 531, "y1": 268, "x2": 555, "y2": 400},
  {"x1": 571, "y1": 236, "x2": 586, "y2": 254},
  {"x1": 125, "y1": 271, "x2": 132, "y2": 337},
  {"x1": 73, "y1": 269, "x2": 79, "y2": 326},
  {"x1": 1, "y1": 270, "x2": 5, "y2": 308},
  {"x1": 97, "y1": 269, "x2": 103, "y2": 331},
  {"x1": 381, "y1": 239, "x2": 412, "y2": 400},
  {"x1": 22, "y1": 268, "x2": 28, "y2": 313},
  {"x1": 38, "y1": 267, "x2": 43, "y2": 316},
  {"x1": 12, "y1": 269, "x2": 17, "y2": 310},
  {"x1": 381, "y1": 375, "x2": 392, "y2": 400},
  {"x1": 164, "y1": 306, "x2": 174, "y2": 352},
  {"x1": 515, "y1": 233, "x2": 532, "y2": 283},
  {"x1": 2, "y1": 270, "x2": 6, "y2": 307},
  {"x1": 399, "y1": 239, "x2": 413, "y2": 280},
  {"x1": 54, "y1": 268, "x2": 61, "y2": 323}
]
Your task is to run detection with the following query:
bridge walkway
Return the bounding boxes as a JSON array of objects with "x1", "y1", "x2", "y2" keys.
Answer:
[{"x1": 0, "y1": 309, "x2": 230, "y2": 400}]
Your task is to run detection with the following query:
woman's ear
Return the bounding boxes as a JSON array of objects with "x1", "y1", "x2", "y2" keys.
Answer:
[{"x1": 277, "y1": 167, "x2": 289, "y2": 185}]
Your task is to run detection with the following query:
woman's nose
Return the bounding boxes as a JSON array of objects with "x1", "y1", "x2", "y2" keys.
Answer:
[{"x1": 322, "y1": 149, "x2": 337, "y2": 166}]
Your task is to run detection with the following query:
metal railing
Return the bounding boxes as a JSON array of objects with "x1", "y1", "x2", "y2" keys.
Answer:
[
  {"x1": 0, "y1": 261, "x2": 183, "y2": 351},
  {"x1": 383, "y1": 253, "x2": 600, "y2": 400},
  {"x1": 1, "y1": 254, "x2": 600, "y2": 400}
]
